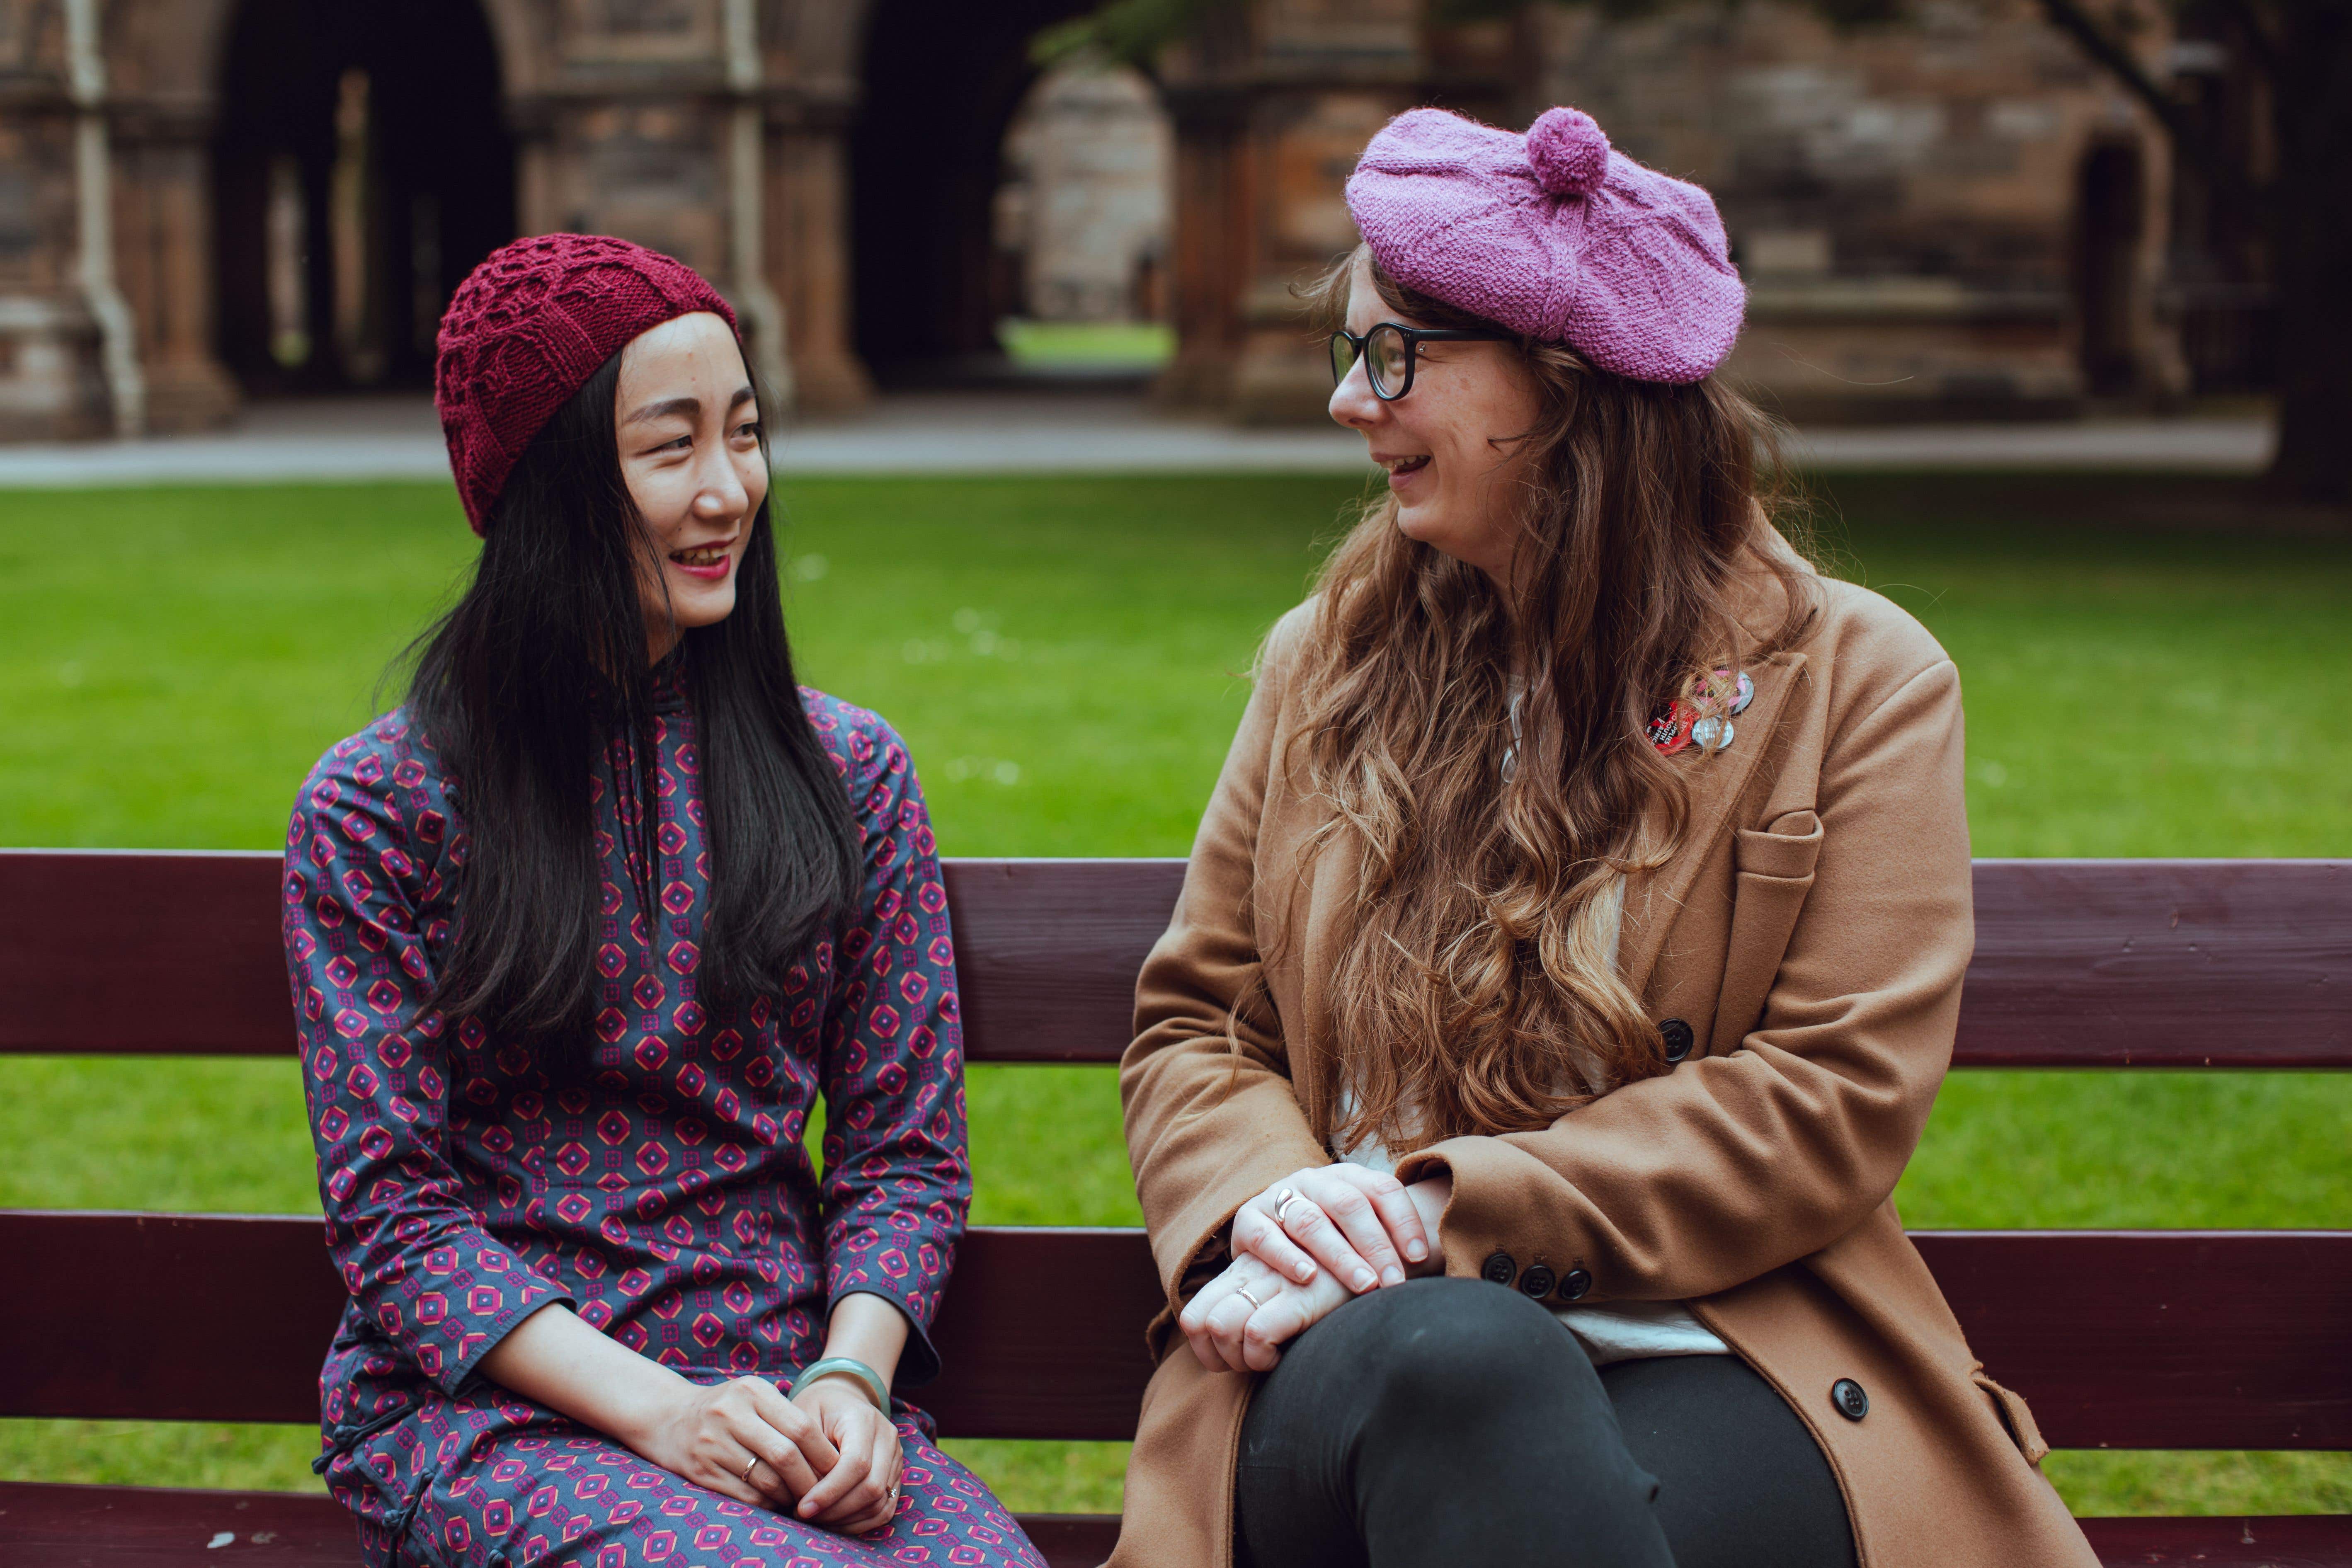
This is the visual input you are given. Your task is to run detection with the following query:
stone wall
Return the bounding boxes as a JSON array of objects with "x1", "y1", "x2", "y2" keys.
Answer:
[
  {"x1": 1158, "y1": 0, "x2": 2188, "y2": 424},
  {"x1": 0, "y1": 1, "x2": 129, "y2": 438},
  {"x1": 1530, "y1": 0, "x2": 2185, "y2": 422},
  {"x1": 0, "y1": 0, "x2": 2196, "y2": 440},
  {"x1": 0, "y1": 0, "x2": 879, "y2": 439},
  {"x1": 1157, "y1": 0, "x2": 1480, "y2": 419}
]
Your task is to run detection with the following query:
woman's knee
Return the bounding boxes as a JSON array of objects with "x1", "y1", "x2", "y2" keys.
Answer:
[
  {"x1": 1318, "y1": 1276, "x2": 1597, "y2": 1421},
  {"x1": 1265, "y1": 1280, "x2": 1667, "y2": 1558}
]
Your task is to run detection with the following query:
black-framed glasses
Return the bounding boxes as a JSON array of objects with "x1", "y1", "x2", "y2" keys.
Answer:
[{"x1": 1329, "y1": 321, "x2": 1512, "y2": 400}]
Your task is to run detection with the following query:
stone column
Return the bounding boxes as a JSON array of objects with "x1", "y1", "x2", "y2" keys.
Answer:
[
  {"x1": 761, "y1": 1, "x2": 873, "y2": 414},
  {"x1": 0, "y1": 82, "x2": 109, "y2": 441},
  {"x1": 506, "y1": 5, "x2": 732, "y2": 305},
  {"x1": 769, "y1": 114, "x2": 871, "y2": 413},
  {"x1": 111, "y1": 93, "x2": 240, "y2": 431},
  {"x1": 0, "y1": 0, "x2": 238, "y2": 438},
  {"x1": 1156, "y1": 0, "x2": 1514, "y2": 422},
  {"x1": 502, "y1": 0, "x2": 869, "y2": 415},
  {"x1": 1158, "y1": 82, "x2": 1250, "y2": 409}
]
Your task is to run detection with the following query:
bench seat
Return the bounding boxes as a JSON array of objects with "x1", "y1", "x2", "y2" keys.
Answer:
[
  {"x1": 2, "y1": 1483, "x2": 2344, "y2": 1568},
  {"x1": 0, "y1": 1482, "x2": 1125, "y2": 1568}
]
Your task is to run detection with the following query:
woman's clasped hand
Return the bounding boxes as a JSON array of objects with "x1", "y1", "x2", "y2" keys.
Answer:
[
  {"x1": 1180, "y1": 1164, "x2": 1449, "y2": 1372},
  {"x1": 624, "y1": 1371, "x2": 902, "y2": 1533}
]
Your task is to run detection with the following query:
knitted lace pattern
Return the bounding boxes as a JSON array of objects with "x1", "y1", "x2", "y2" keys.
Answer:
[{"x1": 434, "y1": 233, "x2": 737, "y2": 533}]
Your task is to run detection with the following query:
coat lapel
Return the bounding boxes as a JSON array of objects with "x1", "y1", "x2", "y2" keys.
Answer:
[{"x1": 1617, "y1": 649, "x2": 1809, "y2": 998}]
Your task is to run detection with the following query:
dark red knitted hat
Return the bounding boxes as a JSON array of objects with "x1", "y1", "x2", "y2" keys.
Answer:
[{"x1": 434, "y1": 233, "x2": 739, "y2": 534}]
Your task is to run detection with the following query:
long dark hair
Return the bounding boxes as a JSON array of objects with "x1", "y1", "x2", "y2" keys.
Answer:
[{"x1": 407, "y1": 346, "x2": 860, "y2": 1049}]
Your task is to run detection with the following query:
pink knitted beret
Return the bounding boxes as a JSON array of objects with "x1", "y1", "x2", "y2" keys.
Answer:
[
  {"x1": 434, "y1": 233, "x2": 738, "y2": 534},
  {"x1": 1345, "y1": 106, "x2": 1744, "y2": 384}
]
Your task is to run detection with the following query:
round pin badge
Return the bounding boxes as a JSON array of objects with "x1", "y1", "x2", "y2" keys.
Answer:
[
  {"x1": 1702, "y1": 663, "x2": 1759, "y2": 719},
  {"x1": 1701, "y1": 667, "x2": 1755, "y2": 716},
  {"x1": 1648, "y1": 700, "x2": 1696, "y2": 755},
  {"x1": 1692, "y1": 716, "x2": 1735, "y2": 752}
]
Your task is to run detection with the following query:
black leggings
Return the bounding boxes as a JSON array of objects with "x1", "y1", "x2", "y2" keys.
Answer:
[{"x1": 1234, "y1": 1277, "x2": 1857, "y2": 1568}]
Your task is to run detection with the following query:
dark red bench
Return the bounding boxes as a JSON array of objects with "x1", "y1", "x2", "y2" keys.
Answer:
[{"x1": 1, "y1": 851, "x2": 2347, "y2": 1567}]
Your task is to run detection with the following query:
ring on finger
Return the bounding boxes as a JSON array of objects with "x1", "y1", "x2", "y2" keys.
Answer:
[
  {"x1": 1234, "y1": 1280, "x2": 1270, "y2": 1310},
  {"x1": 741, "y1": 1455, "x2": 760, "y2": 1484},
  {"x1": 1273, "y1": 1188, "x2": 1308, "y2": 1226}
]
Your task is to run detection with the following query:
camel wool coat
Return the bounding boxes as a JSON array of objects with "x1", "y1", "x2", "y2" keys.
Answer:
[{"x1": 1112, "y1": 546, "x2": 2100, "y2": 1568}]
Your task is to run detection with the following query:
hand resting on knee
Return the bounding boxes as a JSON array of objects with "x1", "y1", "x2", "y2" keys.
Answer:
[
  {"x1": 1181, "y1": 1171, "x2": 1450, "y2": 1372},
  {"x1": 1228, "y1": 1163, "x2": 1436, "y2": 1293},
  {"x1": 478, "y1": 1294, "x2": 906, "y2": 1534}
]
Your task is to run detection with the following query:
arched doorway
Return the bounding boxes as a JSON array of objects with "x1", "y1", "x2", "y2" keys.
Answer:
[
  {"x1": 849, "y1": 0, "x2": 1101, "y2": 383},
  {"x1": 994, "y1": 61, "x2": 1174, "y2": 361},
  {"x1": 2074, "y1": 139, "x2": 2145, "y2": 398},
  {"x1": 211, "y1": 0, "x2": 514, "y2": 395}
]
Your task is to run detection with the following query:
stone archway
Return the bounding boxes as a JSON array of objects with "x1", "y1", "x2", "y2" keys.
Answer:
[
  {"x1": 847, "y1": 0, "x2": 1102, "y2": 381},
  {"x1": 210, "y1": 0, "x2": 514, "y2": 395},
  {"x1": 0, "y1": 0, "x2": 1478, "y2": 435}
]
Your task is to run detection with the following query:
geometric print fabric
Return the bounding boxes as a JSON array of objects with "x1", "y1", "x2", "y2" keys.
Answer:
[{"x1": 283, "y1": 665, "x2": 1037, "y2": 1566}]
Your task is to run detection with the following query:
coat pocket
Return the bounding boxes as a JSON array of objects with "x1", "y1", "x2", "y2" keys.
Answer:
[
  {"x1": 1732, "y1": 808, "x2": 1823, "y2": 881},
  {"x1": 1972, "y1": 1368, "x2": 2052, "y2": 1466},
  {"x1": 1708, "y1": 811, "x2": 1825, "y2": 1056}
]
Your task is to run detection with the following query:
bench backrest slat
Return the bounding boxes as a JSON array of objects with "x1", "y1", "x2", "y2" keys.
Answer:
[
  {"x1": 2, "y1": 1212, "x2": 2345, "y2": 1450},
  {"x1": 1, "y1": 851, "x2": 2345, "y2": 1068}
]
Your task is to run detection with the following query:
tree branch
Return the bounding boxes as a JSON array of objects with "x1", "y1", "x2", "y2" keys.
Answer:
[
  {"x1": 1032, "y1": 0, "x2": 1235, "y2": 73},
  {"x1": 2034, "y1": 0, "x2": 2266, "y2": 201},
  {"x1": 2034, "y1": 0, "x2": 2192, "y2": 138}
]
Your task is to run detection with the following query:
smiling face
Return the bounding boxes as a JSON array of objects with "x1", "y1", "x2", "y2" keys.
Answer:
[
  {"x1": 1329, "y1": 250, "x2": 1545, "y2": 586},
  {"x1": 614, "y1": 310, "x2": 767, "y2": 663}
]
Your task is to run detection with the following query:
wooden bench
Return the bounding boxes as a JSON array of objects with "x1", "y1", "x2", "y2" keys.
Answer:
[{"x1": 1, "y1": 850, "x2": 2346, "y2": 1567}]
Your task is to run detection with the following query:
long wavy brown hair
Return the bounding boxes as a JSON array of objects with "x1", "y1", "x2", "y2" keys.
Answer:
[{"x1": 1292, "y1": 245, "x2": 1817, "y2": 1156}]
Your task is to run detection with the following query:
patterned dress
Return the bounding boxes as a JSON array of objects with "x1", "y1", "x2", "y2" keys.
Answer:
[{"x1": 282, "y1": 669, "x2": 1043, "y2": 1568}]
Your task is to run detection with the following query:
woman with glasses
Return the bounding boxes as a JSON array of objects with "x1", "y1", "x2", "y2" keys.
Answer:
[
  {"x1": 281, "y1": 235, "x2": 1042, "y2": 1568},
  {"x1": 1110, "y1": 108, "x2": 2096, "y2": 1568}
]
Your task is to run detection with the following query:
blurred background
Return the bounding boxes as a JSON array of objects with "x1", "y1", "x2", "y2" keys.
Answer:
[
  {"x1": 0, "y1": 0, "x2": 2338, "y2": 471},
  {"x1": 0, "y1": 0, "x2": 2346, "y2": 1532}
]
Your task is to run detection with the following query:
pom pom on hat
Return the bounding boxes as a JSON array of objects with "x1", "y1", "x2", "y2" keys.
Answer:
[
  {"x1": 1525, "y1": 107, "x2": 1609, "y2": 197},
  {"x1": 1344, "y1": 106, "x2": 1745, "y2": 384}
]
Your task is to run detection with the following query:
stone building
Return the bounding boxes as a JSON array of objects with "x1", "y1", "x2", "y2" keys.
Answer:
[
  {"x1": 0, "y1": 0, "x2": 2187, "y2": 439},
  {"x1": 997, "y1": 63, "x2": 1172, "y2": 324},
  {"x1": 1155, "y1": 0, "x2": 2186, "y2": 423},
  {"x1": 1531, "y1": 0, "x2": 2189, "y2": 423}
]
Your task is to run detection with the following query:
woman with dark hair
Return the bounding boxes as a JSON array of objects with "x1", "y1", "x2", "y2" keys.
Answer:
[
  {"x1": 1112, "y1": 110, "x2": 2097, "y2": 1568},
  {"x1": 282, "y1": 234, "x2": 1041, "y2": 1568}
]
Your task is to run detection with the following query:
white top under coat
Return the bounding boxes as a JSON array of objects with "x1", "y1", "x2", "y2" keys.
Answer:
[{"x1": 1331, "y1": 1122, "x2": 1731, "y2": 1364}]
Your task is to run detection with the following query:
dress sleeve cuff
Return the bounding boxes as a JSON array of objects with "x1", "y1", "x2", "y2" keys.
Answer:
[
  {"x1": 438, "y1": 1286, "x2": 575, "y2": 1398},
  {"x1": 828, "y1": 1284, "x2": 942, "y2": 1390}
]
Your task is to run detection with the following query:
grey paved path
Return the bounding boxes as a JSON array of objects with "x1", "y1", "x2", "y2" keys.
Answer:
[{"x1": 0, "y1": 390, "x2": 2276, "y2": 486}]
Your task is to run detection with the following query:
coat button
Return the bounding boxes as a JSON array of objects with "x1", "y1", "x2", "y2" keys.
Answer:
[
  {"x1": 1659, "y1": 1018, "x2": 1695, "y2": 1063},
  {"x1": 1831, "y1": 1379, "x2": 1869, "y2": 1421},
  {"x1": 1518, "y1": 1265, "x2": 1556, "y2": 1299},
  {"x1": 1559, "y1": 1267, "x2": 1592, "y2": 1301},
  {"x1": 1481, "y1": 1251, "x2": 1517, "y2": 1286}
]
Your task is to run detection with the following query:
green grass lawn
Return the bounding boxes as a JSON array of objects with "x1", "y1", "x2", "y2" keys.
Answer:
[
  {"x1": 998, "y1": 318, "x2": 1175, "y2": 369},
  {"x1": 1, "y1": 471, "x2": 2347, "y2": 1520}
]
